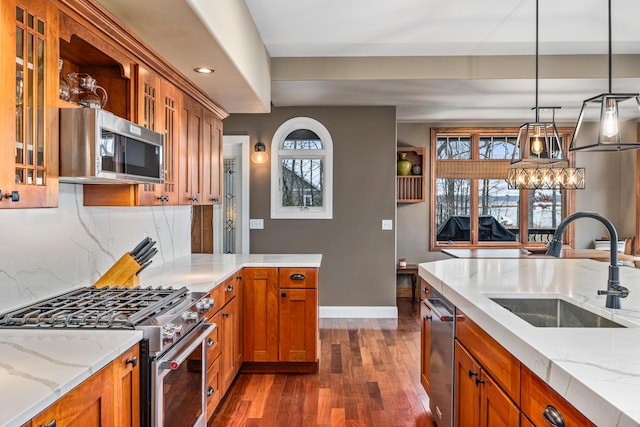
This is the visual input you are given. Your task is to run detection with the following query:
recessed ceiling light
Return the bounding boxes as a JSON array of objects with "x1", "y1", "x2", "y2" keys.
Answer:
[{"x1": 194, "y1": 67, "x2": 215, "y2": 74}]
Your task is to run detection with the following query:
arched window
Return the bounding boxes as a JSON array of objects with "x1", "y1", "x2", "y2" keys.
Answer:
[{"x1": 271, "y1": 117, "x2": 333, "y2": 219}]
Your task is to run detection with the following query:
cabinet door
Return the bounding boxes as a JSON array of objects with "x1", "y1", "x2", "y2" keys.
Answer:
[
  {"x1": 220, "y1": 296, "x2": 238, "y2": 392},
  {"x1": 1, "y1": 0, "x2": 59, "y2": 209},
  {"x1": 31, "y1": 363, "x2": 115, "y2": 426},
  {"x1": 158, "y1": 79, "x2": 181, "y2": 205},
  {"x1": 243, "y1": 267, "x2": 279, "y2": 362},
  {"x1": 233, "y1": 271, "x2": 243, "y2": 370},
  {"x1": 136, "y1": 65, "x2": 162, "y2": 206},
  {"x1": 113, "y1": 344, "x2": 140, "y2": 427},
  {"x1": 201, "y1": 109, "x2": 222, "y2": 205},
  {"x1": 179, "y1": 94, "x2": 201, "y2": 204},
  {"x1": 420, "y1": 300, "x2": 431, "y2": 394},
  {"x1": 479, "y1": 370, "x2": 520, "y2": 427},
  {"x1": 279, "y1": 288, "x2": 317, "y2": 362},
  {"x1": 454, "y1": 340, "x2": 480, "y2": 427}
]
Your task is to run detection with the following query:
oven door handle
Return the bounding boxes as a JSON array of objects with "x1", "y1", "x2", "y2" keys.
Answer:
[{"x1": 161, "y1": 323, "x2": 217, "y2": 370}]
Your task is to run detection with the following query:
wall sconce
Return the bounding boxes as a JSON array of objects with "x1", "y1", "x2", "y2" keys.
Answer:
[{"x1": 251, "y1": 141, "x2": 268, "y2": 164}]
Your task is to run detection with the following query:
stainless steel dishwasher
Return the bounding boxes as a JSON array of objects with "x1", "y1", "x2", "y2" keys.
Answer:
[{"x1": 424, "y1": 288, "x2": 455, "y2": 427}]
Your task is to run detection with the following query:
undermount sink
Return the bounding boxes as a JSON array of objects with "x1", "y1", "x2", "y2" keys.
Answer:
[{"x1": 489, "y1": 297, "x2": 626, "y2": 328}]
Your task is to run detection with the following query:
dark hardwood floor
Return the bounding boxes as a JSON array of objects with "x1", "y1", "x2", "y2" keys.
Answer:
[{"x1": 210, "y1": 297, "x2": 433, "y2": 426}]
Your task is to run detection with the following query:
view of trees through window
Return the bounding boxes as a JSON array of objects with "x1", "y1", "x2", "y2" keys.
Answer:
[
  {"x1": 280, "y1": 129, "x2": 324, "y2": 208},
  {"x1": 432, "y1": 129, "x2": 572, "y2": 248}
]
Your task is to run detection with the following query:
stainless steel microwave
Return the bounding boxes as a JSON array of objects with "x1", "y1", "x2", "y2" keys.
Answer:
[{"x1": 59, "y1": 108, "x2": 164, "y2": 184}]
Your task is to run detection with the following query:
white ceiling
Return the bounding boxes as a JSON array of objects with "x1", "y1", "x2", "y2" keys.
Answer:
[{"x1": 96, "y1": 0, "x2": 640, "y2": 124}]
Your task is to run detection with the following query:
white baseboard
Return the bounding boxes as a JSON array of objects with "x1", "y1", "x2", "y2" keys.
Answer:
[{"x1": 319, "y1": 306, "x2": 398, "y2": 319}]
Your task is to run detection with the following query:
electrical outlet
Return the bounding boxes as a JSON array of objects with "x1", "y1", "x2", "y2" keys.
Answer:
[
  {"x1": 249, "y1": 219, "x2": 264, "y2": 229},
  {"x1": 382, "y1": 219, "x2": 393, "y2": 230}
]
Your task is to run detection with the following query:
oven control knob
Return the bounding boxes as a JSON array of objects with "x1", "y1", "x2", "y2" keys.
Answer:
[
  {"x1": 182, "y1": 311, "x2": 197, "y2": 321},
  {"x1": 162, "y1": 323, "x2": 177, "y2": 342}
]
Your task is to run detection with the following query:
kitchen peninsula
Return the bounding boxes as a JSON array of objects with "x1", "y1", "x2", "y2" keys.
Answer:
[
  {"x1": 0, "y1": 253, "x2": 321, "y2": 427},
  {"x1": 419, "y1": 257, "x2": 640, "y2": 427}
]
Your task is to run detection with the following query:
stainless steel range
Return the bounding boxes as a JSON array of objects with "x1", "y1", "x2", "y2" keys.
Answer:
[{"x1": 0, "y1": 285, "x2": 217, "y2": 427}]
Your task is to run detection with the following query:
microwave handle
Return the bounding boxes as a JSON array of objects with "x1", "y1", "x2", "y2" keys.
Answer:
[{"x1": 161, "y1": 323, "x2": 216, "y2": 370}]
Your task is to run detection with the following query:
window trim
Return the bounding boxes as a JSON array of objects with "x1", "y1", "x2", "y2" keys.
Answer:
[
  {"x1": 429, "y1": 127, "x2": 577, "y2": 251},
  {"x1": 270, "y1": 117, "x2": 333, "y2": 219}
]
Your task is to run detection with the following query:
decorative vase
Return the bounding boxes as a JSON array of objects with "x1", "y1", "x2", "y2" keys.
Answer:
[
  {"x1": 397, "y1": 152, "x2": 412, "y2": 176},
  {"x1": 411, "y1": 165, "x2": 422, "y2": 175}
]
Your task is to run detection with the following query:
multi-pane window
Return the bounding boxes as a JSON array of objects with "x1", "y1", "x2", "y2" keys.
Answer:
[
  {"x1": 271, "y1": 117, "x2": 333, "y2": 219},
  {"x1": 431, "y1": 128, "x2": 575, "y2": 249}
]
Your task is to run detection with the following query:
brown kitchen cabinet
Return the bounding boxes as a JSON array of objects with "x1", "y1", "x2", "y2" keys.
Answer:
[
  {"x1": 520, "y1": 365, "x2": 596, "y2": 427},
  {"x1": 454, "y1": 341, "x2": 519, "y2": 427},
  {"x1": 243, "y1": 267, "x2": 319, "y2": 371},
  {"x1": 112, "y1": 344, "x2": 140, "y2": 427},
  {"x1": 205, "y1": 274, "x2": 242, "y2": 420},
  {"x1": 30, "y1": 360, "x2": 115, "y2": 426},
  {"x1": 180, "y1": 94, "x2": 222, "y2": 206},
  {"x1": 0, "y1": 0, "x2": 60, "y2": 209}
]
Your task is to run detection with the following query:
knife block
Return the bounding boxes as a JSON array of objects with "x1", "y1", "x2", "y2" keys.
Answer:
[{"x1": 94, "y1": 253, "x2": 141, "y2": 288}]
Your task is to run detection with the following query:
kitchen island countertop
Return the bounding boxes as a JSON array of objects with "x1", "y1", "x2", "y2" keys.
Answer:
[
  {"x1": 419, "y1": 257, "x2": 640, "y2": 427},
  {"x1": 0, "y1": 253, "x2": 321, "y2": 427}
]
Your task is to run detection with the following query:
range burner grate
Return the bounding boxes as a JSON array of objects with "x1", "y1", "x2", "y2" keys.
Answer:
[{"x1": 0, "y1": 285, "x2": 190, "y2": 329}]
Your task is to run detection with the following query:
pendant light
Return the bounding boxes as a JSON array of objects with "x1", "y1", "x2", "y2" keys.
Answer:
[
  {"x1": 507, "y1": 0, "x2": 585, "y2": 190},
  {"x1": 569, "y1": 0, "x2": 640, "y2": 152}
]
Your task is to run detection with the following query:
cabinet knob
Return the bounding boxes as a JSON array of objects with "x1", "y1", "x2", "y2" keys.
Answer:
[
  {"x1": 212, "y1": 196, "x2": 220, "y2": 203},
  {"x1": 226, "y1": 284, "x2": 234, "y2": 292},
  {"x1": 475, "y1": 378, "x2": 485, "y2": 386},
  {"x1": 157, "y1": 195, "x2": 169, "y2": 202},
  {"x1": 222, "y1": 312, "x2": 229, "y2": 318},
  {"x1": 40, "y1": 421, "x2": 56, "y2": 427},
  {"x1": 290, "y1": 273, "x2": 305, "y2": 281},
  {"x1": 424, "y1": 314, "x2": 432, "y2": 321},
  {"x1": 542, "y1": 405, "x2": 565, "y2": 427},
  {"x1": 191, "y1": 195, "x2": 200, "y2": 202},
  {"x1": 125, "y1": 356, "x2": 138, "y2": 368},
  {"x1": 207, "y1": 386, "x2": 215, "y2": 397},
  {"x1": 468, "y1": 370, "x2": 478, "y2": 378},
  {"x1": 281, "y1": 292, "x2": 287, "y2": 298},
  {"x1": 207, "y1": 338, "x2": 214, "y2": 347}
]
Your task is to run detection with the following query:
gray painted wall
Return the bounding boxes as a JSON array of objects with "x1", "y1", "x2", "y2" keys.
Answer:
[
  {"x1": 224, "y1": 106, "x2": 397, "y2": 308},
  {"x1": 396, "y1": 122, "x2": 636, "y2": 267}
]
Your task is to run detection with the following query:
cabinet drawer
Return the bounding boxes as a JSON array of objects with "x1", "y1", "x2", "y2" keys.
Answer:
[
  {"x1": 455, "y1": 309, "x2": 520, "y2": 403},
  {"x1": 207, "y1": 285, "x2": 224, "y2": 319},
  {"x1": 279, "y1": 268, "x2": 317, "y2": 289},
  {"x1": 206, "y1": 323, "x2": 221, "y2": 368},
  {"x1": 206, "y1": 356, "x2": 221, "y2": 420},
  {"x1": 520, "y1": 366, "x2": 596, "y2": 427},
  {"x1": 222, "y1": 277, "x2": 238, "y2": 304}
]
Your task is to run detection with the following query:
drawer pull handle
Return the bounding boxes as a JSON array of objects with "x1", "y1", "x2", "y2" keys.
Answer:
[
  {"x1": 40, "y1": 421, "x2": 56, "y2": 427},
  {"x1": 125, "y1": 356, "x2": 138, "y2": 368},
  {"x1": 207, "y1": 386, "x2": 215, "y2": 397},
  {"x1": 468, "y1": 370, "x2": 478, "y2": 378},
  {"x1": 475, "y1": 378, "x2": 485, "y2": 386},
  {"x1": 207, "y1": 338, "x2": 214, "y2": 347},
  {"x1": 543, "y1": 405, "x2": 565, "y2": 427},
  {"x1": 222, "y1": 312, "x2": 229, "y2": 318},
  {"x1": 290, "y1": 273, "x2": 305, "y2": 281}
]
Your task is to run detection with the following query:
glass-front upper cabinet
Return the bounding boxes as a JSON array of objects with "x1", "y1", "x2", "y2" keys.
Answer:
[{"x1": 2, "y1": 0, "x2": 59, "y2": 208}]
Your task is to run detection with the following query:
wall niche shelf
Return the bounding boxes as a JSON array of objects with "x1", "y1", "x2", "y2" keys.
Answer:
[{"x1": 397, "y1": 146, "x2": 425, "y2": 203}]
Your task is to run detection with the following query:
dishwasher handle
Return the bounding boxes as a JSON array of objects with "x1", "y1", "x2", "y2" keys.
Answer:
[{"x1": 424, "y1": 298, "x2": 454, "y2": 321}]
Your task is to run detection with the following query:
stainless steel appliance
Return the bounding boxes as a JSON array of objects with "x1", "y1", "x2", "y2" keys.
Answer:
[
  {"x1": 0, "y1": 285, "x2": 216, "y2": 427},
  {"x1": 424, "y1": 288, "x2": 455, "y2": 427},
  {"x1": 59, "y1": 108, "x2": 164, "y2": 184}
]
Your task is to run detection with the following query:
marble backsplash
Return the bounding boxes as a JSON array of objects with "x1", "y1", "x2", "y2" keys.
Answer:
[{"x1": 0, "y1": 183, "x2": 192, "y2": 313}]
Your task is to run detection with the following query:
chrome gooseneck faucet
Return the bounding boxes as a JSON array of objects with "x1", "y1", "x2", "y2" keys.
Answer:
[{"x1": 545, "y1": 211, "x2": 629, "y2": 309}]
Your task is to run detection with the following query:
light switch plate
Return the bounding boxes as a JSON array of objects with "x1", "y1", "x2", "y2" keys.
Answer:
[
  {"x1": 382, "y1": 219, "x2": 393, "y2": 230},
  {"x1": 249, "y1": 219, "x2": 264, "y2": 229}
]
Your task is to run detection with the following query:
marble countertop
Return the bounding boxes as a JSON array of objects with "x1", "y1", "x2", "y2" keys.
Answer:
[
  {"x1": 139, "y1": 253, "x2": 323, "y2": 293},
  {"x1": 0, "y1": 329, "x2": 142, "y2": 427},
  {"x1": 0, "y1": 253, "x2": 321, "y2": 427},
  {"x1": 419, "y1": 258, "x2": 640, "y2": 427}
]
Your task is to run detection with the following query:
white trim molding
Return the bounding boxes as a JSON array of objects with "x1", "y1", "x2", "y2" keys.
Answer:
[
  {"x1": 319, "y1": 306, "x2": 398, "y2": 319},
  {"x1": 270, "y1": 117, "x2": 333, "y2": 219}
]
